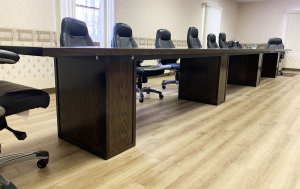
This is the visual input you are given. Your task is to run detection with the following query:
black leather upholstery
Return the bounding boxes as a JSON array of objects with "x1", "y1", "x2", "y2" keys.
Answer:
[
  {"x1": 60, "y1": 17, "x2": 95, "y2": 47},
  {"x1": 0, "y1": 50, "x2": 20, "y2": 64},
  {"x1": 264, "y1": 38, "x2": 284, "y2": 49},
  {"x1": 0, "y1": 81, "x2": 49, "y2": 117},
  {"x1": 137, "y1": 66, "x2": 165, "y2": 77},
  {"x1": 207, "y1": 33, "x2": 219, "y2": 49},
  {"x1": 111, "y1": 23, "x2": 138, "y2": 48},
  {"x1": 0, "y1": 50, "x2": 50, "y2": 117},
  {"x1": 156, "y1": 29, "x2": 175, "y2": 49},
  {"x1": 187, "y1": 27, "x2": 202, "y2": 49},
  {"x1": 111, "y1": 23, "x2": 164, "y2": 77},
  {"x1": 219, "y1": 33, "x2": 228, "y2": 49},
  {"x1": 155, "y1": 29, "x2": 179, "y2": 68}
]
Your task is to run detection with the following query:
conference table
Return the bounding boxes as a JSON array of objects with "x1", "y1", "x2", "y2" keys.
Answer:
[{"x1": 0, "y1": 46, "x2": 289, "y2": 160}]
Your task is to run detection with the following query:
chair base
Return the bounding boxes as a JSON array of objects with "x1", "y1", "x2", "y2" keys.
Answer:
[
  {"x1": 0, "y1": 150, "x2": 49, "y2": 189},
  {"x1": 136, "y1": 87, "x2": 164, "y2": 103},
  {"x1": 136, "y1": 76, "x2": 164, "y2": 103},
  {"x1": 162, "y1": 71, "x2": 179, "y2": 89}
]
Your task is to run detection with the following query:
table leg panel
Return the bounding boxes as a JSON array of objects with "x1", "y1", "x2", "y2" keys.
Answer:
[
  {"x1": 55, "y1": 57, "x2": 107, "y2": 155},
  {"x1": 106, "y1": 61, "x2": 136, "y2": 155},
  {"x1": 55, "y1": 57, "x2": 136, "y2": 160},
  {"x1": 179, "y1": 56, "x2": 229, "y2": 105},
  {"x1": 228, "y1": 54, "x2": 262, "y2": 87},
  {"x1": 262, "y1": 53, "x2": 280, "y2": 78}
]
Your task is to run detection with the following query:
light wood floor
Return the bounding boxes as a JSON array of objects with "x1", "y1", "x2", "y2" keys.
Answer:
[{"x1": 1, "y1": 72, "x2": 300, "y2": 189}]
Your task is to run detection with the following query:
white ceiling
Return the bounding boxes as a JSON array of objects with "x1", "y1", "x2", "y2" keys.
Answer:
[{"x1": 232, "y1": 0, "x2": 268, "y2": 3}]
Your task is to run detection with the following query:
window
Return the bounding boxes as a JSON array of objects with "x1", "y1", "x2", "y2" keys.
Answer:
[
  {"x1": 75, "y1": 0, "x2": 101, "y2": 42},
  {"x1": 201, "y1": 3, "x2": 223, "y2": 49},
  {"x1": 285, "y1": 11, "x2": 300, "y2": 51}
]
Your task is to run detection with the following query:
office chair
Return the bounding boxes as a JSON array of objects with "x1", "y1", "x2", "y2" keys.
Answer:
[
  {"x1": 207, "y1": 33, "x2": 219, "y2": 48},
  {"x1": 0, "y1": 50, "x2": 50, "y2": 189},
  {"x1": 264, "y1": 38, "x2": 285, "y2": 75},
  {"x1": 187, "y1": 27, "x2": 202, "y2": 49},
  {"x1": 155, "y1": 29, "x2": 180, "y2": 89},
  {"x1": 219, "y1": 33, "x2": 229, "y2": 48},
  {"x1": 111, "y1": 23, "x2": 164, "y2": 103},
  {"x1": 60, "y1": 17, "x2": 95, "y2": 47}
]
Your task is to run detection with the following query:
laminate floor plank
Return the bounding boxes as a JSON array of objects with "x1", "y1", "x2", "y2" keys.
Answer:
[{"x1": 1, "y1": 72, "x2": 300, "y2": 189}]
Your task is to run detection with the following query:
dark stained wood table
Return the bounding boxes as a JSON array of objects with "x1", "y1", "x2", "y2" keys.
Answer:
[{"x1": 0, "y1": 46, "x2": 289, "y2": 159}]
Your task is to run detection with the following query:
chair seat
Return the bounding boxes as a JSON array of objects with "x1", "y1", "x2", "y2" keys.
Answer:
[
  {"x1": 137, "y1": 66, "x2": 165, "y2": 77},
  {"x1": 0, "y1": 81, "x2": 50, "y2": 117},
  {"x1": 159, "y1": 63, "x2": 180, "y2": 70}
]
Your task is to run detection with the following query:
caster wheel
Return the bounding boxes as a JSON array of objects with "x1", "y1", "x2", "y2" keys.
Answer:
[
  {"x1": 146, "y1": 92, "x2": 150, "y2": 94},
  {"x1": 139, "y1": 98, "x2": 144, "y2": 103},
  {"x1": 162, "y1": 85, "x2": 166, "y2": 89},
  {"x1": 281, "y1": 72, "x2": 283, "y2": 75},
  {"x1": 37, "y1": 159, "x2": 49, "y2": 169},
  {"x1": 159, "y1": 95, "x2": 164, "y2": 99}
]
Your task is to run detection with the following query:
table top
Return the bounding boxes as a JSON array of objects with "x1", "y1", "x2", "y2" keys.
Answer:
[{"x1": 0, "y1": 46, "x2": 291, "y2": 62}]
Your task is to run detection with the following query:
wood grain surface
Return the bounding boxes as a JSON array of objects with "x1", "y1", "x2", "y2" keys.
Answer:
[
  {"x1": 1, "y1": 72, "x2": 300, "y2": 188},
  {"x1": 228, "y1": 54, "x2": 262, "y2": 87},
  {"x1": 55, "y1": 57, "x2": 136, "y2": 159},
  {"x1": 179, "y1": 56, "x2": 229, "y2": 105},
  {"x1": 262, "y1": 53, "x2": 280, "y2": 78}
]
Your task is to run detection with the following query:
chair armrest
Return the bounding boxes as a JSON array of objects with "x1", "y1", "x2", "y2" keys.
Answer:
[{"x1": 0, "y1": 50, "x2": 20, "y2": 64}]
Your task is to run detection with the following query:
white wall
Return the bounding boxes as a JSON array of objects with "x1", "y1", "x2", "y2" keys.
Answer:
[
  {"x1": 0, "y1": 0, "x2": 56, "y2": 31},
  {"x1": 115, "y1": 0, "x2": 239, "y2": 67},
  {"x1": 235, "y1": 0, "x2": 300, "y2": 69},
  {"x1": 235, "y1": 0, "x2": 300, "y2": 44},
  {"x1": 0, "y1": 0, "x2": 56, "y2": 89},
  {"x1": 115, "y1": 0, "x2": 239, "y2": 42}
]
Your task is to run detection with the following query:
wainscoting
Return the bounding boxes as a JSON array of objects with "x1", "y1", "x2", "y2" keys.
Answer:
[{"x1": 0, "y1": 27, "x2": 56, "y2": 89}]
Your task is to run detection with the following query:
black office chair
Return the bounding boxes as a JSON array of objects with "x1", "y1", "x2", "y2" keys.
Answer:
[
  {"x1": 187, "y1": 27, "x2": 202, "y2": 49},
  {"x1": 0, "y1": 50, "x2": 50, "y2": 189},
  {"x1": 111, "y1": 23, "x2": 164, "y2": 103},
  {"x1": 60, "y1": 17, "x2": 95, "y2": 47},
  {"x1": 219, "y1": 33, "x2": 228, "y2": 49},
  {"x1": 264, "y1": 38, "x2": 284, "y2": 49},
  {"x1": 155, "y1": 29, "x2": 180, "y2": 89},
  {"x1": 264, "y1": 38, "x2": 285, "y2": 75},
  {"x1": 207, "y1": 33, "x2": 219, "y2": 49}
]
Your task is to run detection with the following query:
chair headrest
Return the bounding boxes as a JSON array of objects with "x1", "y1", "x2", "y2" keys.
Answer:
[
  {"x1": 219, "y1": 33, "x2": 226, "y2": 41},
  {"x1": 61, "y1": 17, "x2": 89, "y2": 36},
  {"x1": 208, "y1": 33, "x2": 216, "y2": 43},
  {"x1": 188, "y1": 27, "x2": 198, "y2": 38},
  {"x1": 114, "y1": 23, "x2": 132, "y2": 37},
  {"x1": 156, "y1": 29, "x2": 171, "y2": 41},
  {"x1": 268, "y1": 38, "x2": 283, "y2": 45}
]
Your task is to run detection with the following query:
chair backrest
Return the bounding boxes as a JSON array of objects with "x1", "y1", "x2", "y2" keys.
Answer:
[
  {"x1": 219, "y1": 33, "x2": 228, "y2": 49},
  {"x1": 155, "y1": 29, "x2": 175, "y2": 49},
  {"x1": 155, "y1": 29, "x2": 178, "y2": 64},
  {"x1": 207, "y1": 33, "x2": 219, "y2": 49},
  {"x1": 111, "y1": 23, "x2": 138, "y2": 48},
  {"x1": 264, "y1": 38, "x2": 284, "y2": 49},
  {"x1": 111, "y1": 23, "x2": 142, "y2": 66},
  {"x1": 60, "y1": 17, "x2": 95, "y2": 47},
  {"x1": 187, "y1": 27, "x2": 202, "y2": 49},
  {"x1": 0, "y1": 50, "x2": 20, "y2": 64}
]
